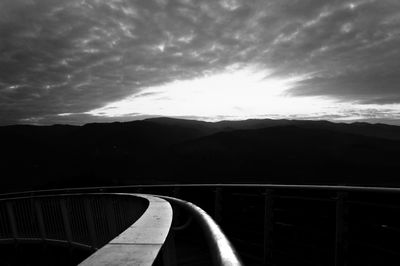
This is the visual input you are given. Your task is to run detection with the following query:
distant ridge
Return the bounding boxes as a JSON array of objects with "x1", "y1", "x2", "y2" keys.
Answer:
[
  {"x1": 147, "y1": 117, "x2": 400, "y2": 140},
  {"x1": 1, "y1": 117, "x2": 400, "y2": 192},
  {"x1": 4, "y1": 116, "x2": 400, "y2": 140}
]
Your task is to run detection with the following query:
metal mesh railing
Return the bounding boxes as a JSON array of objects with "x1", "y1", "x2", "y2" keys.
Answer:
[
  {"x1": 0, "y1": 194, "x2": 148, "y2": 250},
  {"x1": 2, "y1": 184, "x2": 399, "y2": 266}
]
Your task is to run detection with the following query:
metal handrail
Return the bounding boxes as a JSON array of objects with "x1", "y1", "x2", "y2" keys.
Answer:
[
  {"x1": 1, "y1": 184, "x2": 400, "y2": 265},
  {"x1": 79, "y1": 194, "x2": 172, "y2": 266},
  {"x1": 0, "y1": 193, "x2": 172, "y2": 266},
  {"x1": 2, "y1": 184, "x2": 400, "y2": 199},
  {"x1": 158, "y1": 195, "x2": 243, "y2": 266},
  {"x1": 0, "y1": 191, "x2": 244, "y2": 266}
]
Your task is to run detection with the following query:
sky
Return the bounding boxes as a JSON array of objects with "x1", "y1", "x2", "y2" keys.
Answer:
[{"x1": 1, "y1": 0, "x2": 400, "y2": 125}]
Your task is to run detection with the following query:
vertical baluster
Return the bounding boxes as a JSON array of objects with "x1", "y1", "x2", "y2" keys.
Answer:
[
  {"x1": 105, "y1": 198, "x2": 117, "y2": 239},
  {"x1": 263, "y1": 189, "x2": 274, "y2": 266},
  {"x1": 34, "y1": 199, "x2": 46, "y2": 241},
  {"x1": 335, "y1": 191, "x2": 348, "y2": 266},
  {"x1": 17, "y1": 202, "x2": 24, "y2": 238},
  {"x1": 0, "y1": 204, "x2": 4, "y2": 238},
  {"x1": 60, "y1": 198, "x2": 73, "y2": 244},
  {"x1": 23, "y1": 200, "x2": 31, "y2": 237},
  {"x1": 25, "y1": 200, "x2": 33, "y2": 237},
  {"x1": 84, "y1": 198, "x2": 98, "y2": 249},
  {"x1": 78, "y1": 199, "x2": 85, "y2": 242},
  {"x1": 95, "y1": 198, "x2": 106, "y2": 245},
  {"x1": 6, "y1": 201, "x2": 18, "y2": 241},
  {"x1": 26, "y1": 200, "x2": 33, "y2": 237}
]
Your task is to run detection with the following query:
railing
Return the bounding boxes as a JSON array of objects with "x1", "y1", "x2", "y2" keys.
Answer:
[
  {"x1": 0, "y1": 194, "x2": 149, "y2": 249},
  {"x1": 0, "y1": 191, "x2": 243, "y2": 266},
  {"x1": 1, "y1": 184, "x2": 400, "y2": 265},
  {"x1": 159, "y1": 195, "x2": 242, "y2": 266},
  {"x1": 0, "y1": 193, "x2": 171, "y2": 265},
  {"x1": 79, "y1": 194, "x2": 173, "y2": 266},
  {"x1": 146, "y1": 184, "x2": 400, "y2": 266}
]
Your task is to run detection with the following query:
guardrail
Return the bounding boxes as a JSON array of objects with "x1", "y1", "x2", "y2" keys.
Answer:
[
  {"x1": 1, "y1": 184, "x2": 400, "y2": 265},
  {"x1": 79, "y1": 194, "x2": 172, "y2": 266},
  {"x1": 0, "y1": 191, "x2": 243, "y2": 266},
  {"x1": 145, "y1": 184, "x2": 400, "y2": 266},
  {"x1": 159, "y1": 195, "x2": 242, "y2": 266},
  {"x1": 0, "y1": 193, "x2": 171, "y2": 265}
]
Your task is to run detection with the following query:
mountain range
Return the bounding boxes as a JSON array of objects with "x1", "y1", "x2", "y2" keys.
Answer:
[{"x1": 1, "y1": 117, "x2": 400, "y2": 192}]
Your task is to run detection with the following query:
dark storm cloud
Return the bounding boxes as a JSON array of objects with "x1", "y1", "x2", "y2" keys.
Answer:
[
  {"x1": 0, "y1": 0, "x2": 400, "y2": 124},
  {"x1": 264, "y1": 0, "x2": 400, "y2": 101}
]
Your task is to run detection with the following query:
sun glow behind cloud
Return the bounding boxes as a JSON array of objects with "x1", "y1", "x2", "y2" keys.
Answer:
[{"x1": 86, "y1": 66, "x2": 343, "y2": 120}]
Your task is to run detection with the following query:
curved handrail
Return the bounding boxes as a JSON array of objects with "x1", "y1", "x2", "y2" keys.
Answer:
[
  {"x1": 1, "y1": 185, "x2": 399, "y2": 265},
  {"x1": 159, "y1": 195, "x2": 243, "y2": 266},
  {"x1": 2, "y1": 184, "x2": 400, "y2": 199},
  {"x1": 0, "y1": 193, "x2": 172, "y2": 266},
  {"x1": 1, "y1": 185, "x2": 399, "y2": 266},
  {"x1": 0, "y1": 190, "x2": 242, "y2": 266},
  {"x1": 79, "y1": 194, "x2": 172, "y2": 266}
]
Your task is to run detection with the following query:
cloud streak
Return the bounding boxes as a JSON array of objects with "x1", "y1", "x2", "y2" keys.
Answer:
[{"x1": 0, "y1": 0, "x2": 400, "y2": 124}]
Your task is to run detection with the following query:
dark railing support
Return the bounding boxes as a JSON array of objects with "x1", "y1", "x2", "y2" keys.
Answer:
[
  {"x1": 335, "y1": 192, "x2": 348, "y2": 266},
  {"x1": 6, "y1": 201, "x2": 18, "y2": 241},
  {"x1": 105, "y1": 199, "x2": 117, "y2": 237},
  {"x1": 84, "y1": 199, "x2": 98, "y2": 249},
  {"x1": 263, "y1": 189, "x2": 274, "y2": 266},
  {"x1": 34, "y1": 199, "x2": 46, "y2": 241},
  {"x1": 60, "y1": 198, "x2": 73, "y2": 244},
  {"x1": 172, "y1": 187, "x2": 180, "y2": 198},
  {"x1": 214, "y1": 187, "x2": 223, "y2": 224}
]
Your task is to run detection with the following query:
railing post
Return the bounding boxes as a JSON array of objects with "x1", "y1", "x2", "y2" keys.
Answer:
[
  {"x1": 172, "y1": 187, "x2": 180, "y2": 198},
  {"x1": 60, "y1": 198, "x2": 73, "y2": 244},
  {"x1": 335, "y1": 191, "x2": 348, "y2": 266},
  {"x1": 34, "y1": 199, "x2": 46, "y2": 241},
  {"x1": 84, "y1": 198, "x2": 98, "y2": 249},
  {"x1": 214, "y1": 187, "x2": 223, "y2": 224},
  {"x1": 6, "y1": 201, "x2": 18, "y2": 242},
  {"x1": 105, "y1": 198, "x2": 117, "y2": 238},
  {"x1": 263, "y1": 189, "x2": 274, "y2": 266}
]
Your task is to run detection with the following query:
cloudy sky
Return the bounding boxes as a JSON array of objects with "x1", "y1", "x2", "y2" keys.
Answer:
[{"x1": 1, "y1": 0, "x2": 400, "y2": 125}]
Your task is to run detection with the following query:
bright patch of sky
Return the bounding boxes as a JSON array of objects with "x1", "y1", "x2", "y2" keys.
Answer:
[{"x1": 87, "y1": 65, "x2": 400, "y2": 122}]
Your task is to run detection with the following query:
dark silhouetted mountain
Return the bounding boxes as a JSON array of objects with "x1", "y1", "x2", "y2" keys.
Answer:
[
  {"x1": 1, "y1": 117, "x2": 400, "y2": 192},
  {"x1": 213, "y1": 119, "x2": 400, "y2": 140},
  {"x1": 169, "y1": 126, "x2": 400, "y2": 185},
  {"x1": 147, "y1": 117, "x2": 400, "y2": 140}
]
